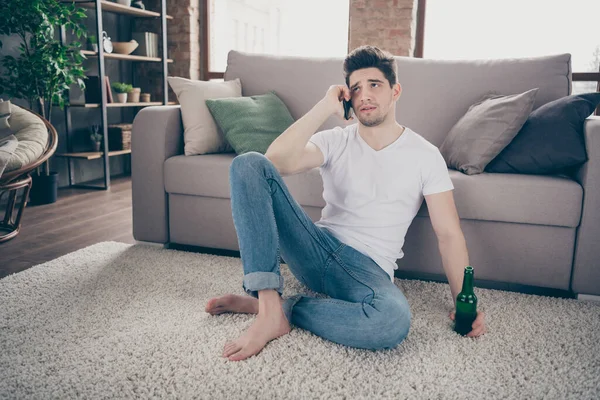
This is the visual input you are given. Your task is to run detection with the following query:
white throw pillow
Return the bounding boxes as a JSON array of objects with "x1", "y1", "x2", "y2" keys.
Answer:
[{"x1": 168, "y1": 77, "x2": 242, "y2": 155}]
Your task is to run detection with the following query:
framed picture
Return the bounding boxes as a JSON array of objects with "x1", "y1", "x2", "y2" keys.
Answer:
[{"x1": 84, "y1": 76, "x2": 114, "y2": 104}]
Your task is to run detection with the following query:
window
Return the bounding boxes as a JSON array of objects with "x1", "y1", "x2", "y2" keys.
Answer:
[
  {"x1": 423, "y1": 0, "x2": 600, "y2": 94},
  {"x1": 207, "y1": 0, "x2": 350, "y2": 78}
]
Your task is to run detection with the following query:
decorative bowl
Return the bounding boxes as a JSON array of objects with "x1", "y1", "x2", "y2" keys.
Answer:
[{"x1": 111, "y1": 40, "x2": 139, "y2": 55}]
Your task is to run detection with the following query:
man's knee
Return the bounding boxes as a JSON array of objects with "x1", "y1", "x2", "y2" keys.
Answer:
[
  {"x1": 372, "y1": 301, "x2": 412, "y2": 350},
  {"x1": 230, "y1": 151, "x2": 272, "y2": 176}
]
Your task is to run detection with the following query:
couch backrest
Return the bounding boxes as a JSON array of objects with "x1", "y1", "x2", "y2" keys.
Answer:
[{"x1": 224, "y1": 50, "x2": 571, "y2": 147}]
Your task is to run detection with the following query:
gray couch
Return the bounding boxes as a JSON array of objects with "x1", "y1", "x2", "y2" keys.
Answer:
[{"x1": 131, "y1": 50, "x2": 600, "y2": 299}]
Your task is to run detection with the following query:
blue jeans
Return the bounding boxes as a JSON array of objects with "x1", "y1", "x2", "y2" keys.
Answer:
[{"x1": 229, "y1": 152, "x2": 412, "y2": 351}]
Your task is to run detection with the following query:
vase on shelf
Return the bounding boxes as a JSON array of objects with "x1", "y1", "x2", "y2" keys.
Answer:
[
  {"x1": 116, "y1": 93, "x2": 128, "y2": 103},
  {"x1": 128, "y1": 88, "x2": 141, "y2": 103}
]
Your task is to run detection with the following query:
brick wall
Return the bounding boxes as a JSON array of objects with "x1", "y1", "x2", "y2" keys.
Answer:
[
  {"x1": 168, "y1": 0, "x2": 200, "y2": 80},
  {"x1": 348, "y1": 0, "x2": 418, "y2": 56},
  {"x1": 133, "y1": 0, "x2": 200, "y2": 101}
]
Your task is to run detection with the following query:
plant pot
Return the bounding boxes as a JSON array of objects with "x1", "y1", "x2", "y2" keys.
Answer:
[
  {"x1": 88, "y1": 43, "x2": 98, "y2": 52},
  {"x1": 93, "y1": 141, "x2": 101, "y2": 152},
  {"x1": 114, "y1": 0, "x2": 132, "y2": 6},
  {"x1": 29, "y1": 172, "x2": 59, "y2": 205},
  {"x1": 140, "y1": 93, "x2": 151, "y2": 102},
  {"x1": 116, "y1": 93, "x2": 128, "y2": 103},
  {"x1": 127, "y1": 88, "x2": 141, "y2": 103}
]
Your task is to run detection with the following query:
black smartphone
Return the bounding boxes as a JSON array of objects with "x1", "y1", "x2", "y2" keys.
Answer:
[{"x1": 343, "y1": 99, "x2": 353, "y2": 120}]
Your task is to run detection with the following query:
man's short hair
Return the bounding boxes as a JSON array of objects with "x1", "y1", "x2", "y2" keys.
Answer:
[{"x1": 343, "y1": 45, "x2": 398, "y2": 89}]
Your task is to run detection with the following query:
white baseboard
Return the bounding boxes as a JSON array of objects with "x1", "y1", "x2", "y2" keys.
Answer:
[
  {"x1": 134, "y1": 241, "x2": 167, "y2": 248},
  {"x1": 577, "y1": 294, "x2": 600, "y2": 302}
]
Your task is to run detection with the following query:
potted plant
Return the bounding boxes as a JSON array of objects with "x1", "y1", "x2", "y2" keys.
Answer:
[
  {"x1": 128, "y1": 87, "x2": 141, "y2": 103},
  {"x1": 112, "y1": 82, "x2": 132, "y2": 103},
  {"x1": 87, "y1": 34, "x2": 98, "y2": 52},
  {"x1": 0, "y1": 0, "x2": 88, "y2": 205},
  {"x1": 89, "y1": 124, "x2": 102, "y2": 152}
]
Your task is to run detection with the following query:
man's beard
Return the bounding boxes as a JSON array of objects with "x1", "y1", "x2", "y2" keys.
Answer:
[{"x1": 358, "y1": 111, "x2": 387, "y2": 127}]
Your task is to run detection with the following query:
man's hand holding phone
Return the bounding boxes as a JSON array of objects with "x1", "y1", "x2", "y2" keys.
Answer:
[{"x1": 321, "y1": 85, "x2": 354, "y2": 121}]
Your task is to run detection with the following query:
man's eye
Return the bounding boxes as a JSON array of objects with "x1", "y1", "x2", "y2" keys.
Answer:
[{"x1": 372, "y1": 83, "x2": 379, "y2": 87}]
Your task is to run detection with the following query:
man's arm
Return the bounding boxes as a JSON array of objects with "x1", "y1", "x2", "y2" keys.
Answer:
[
  {"x1": 424, "y1": 190, "x2": 469, "y2": 307},
  {"x1": 265, "y1": 85, "x2": 351, "y2": 172}
]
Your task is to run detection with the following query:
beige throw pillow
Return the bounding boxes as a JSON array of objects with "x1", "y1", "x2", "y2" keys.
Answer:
[{"x1": 168, "y1": 77, "x2": 242, "y2": 155}]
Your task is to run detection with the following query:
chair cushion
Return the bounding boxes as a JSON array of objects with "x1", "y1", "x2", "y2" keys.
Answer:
[
  {"x1": 4, "y1": 104, "x2": 48, "y2": 173},
  {"x1": 164, "y1": 154, "x2": 583, "y2": 228}
]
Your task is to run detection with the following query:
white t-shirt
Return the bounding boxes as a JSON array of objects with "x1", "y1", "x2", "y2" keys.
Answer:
[{"x1": 308, "y1": 123, "x2": 454, "y2": 282}]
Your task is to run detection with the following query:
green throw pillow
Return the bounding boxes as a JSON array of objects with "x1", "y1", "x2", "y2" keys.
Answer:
[{"x1": 205, "y1": 91, "x2": 295, "y2": 155}]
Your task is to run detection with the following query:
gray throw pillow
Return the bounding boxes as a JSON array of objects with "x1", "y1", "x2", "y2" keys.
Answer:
[{"x1": 440, "y1": 88, "x2": 539, "y2": 175}]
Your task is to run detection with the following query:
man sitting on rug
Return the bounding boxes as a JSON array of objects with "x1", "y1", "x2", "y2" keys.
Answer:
[{"x1": 205, "y1": 45, "x2": 487, "y2": 362}]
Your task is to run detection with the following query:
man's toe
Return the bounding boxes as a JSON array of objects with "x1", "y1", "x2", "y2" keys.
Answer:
[{"x1": 223, "y1": 342, "x2": 241, "y2": 357}]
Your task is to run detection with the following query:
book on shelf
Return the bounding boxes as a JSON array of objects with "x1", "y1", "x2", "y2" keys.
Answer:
[
  {"x1": 84, "y1": 76, "x2": 113, "y2": 104},
  {"x1": 132, "y1": 32, "x2": 159, "y2": 58}
]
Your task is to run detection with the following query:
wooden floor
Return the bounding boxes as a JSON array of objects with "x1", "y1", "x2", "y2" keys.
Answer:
[{"x1": 0, "y1": 175, "x2": 136, "y2": 279}]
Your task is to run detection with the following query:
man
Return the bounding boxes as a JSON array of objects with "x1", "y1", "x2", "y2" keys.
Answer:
[{"x1": 205, "y1": 45, "x2": 487, "y2": 362}]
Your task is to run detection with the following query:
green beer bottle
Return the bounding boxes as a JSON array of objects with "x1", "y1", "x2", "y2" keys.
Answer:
[{"x1": 454, "y1": 265, "x2": 477, "y2": 336}]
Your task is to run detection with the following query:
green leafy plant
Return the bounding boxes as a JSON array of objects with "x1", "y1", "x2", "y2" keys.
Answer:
[
  {"x1": 0, "y1": 0, "x2": 88, "y2": 176},
  {"x1": 86, "y1": 34, "x2": 97, "y2": 50},
  {"x1": 89, "y1": 124, "x2": 102, "y2": 143},
  {"x1": 112, "y1": 82, "x2": 133, "y2": 94}
]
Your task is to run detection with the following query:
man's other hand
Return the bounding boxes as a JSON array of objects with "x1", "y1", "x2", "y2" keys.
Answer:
[{"x1": 449, "y1": 310, "x2": 487, "y2": 338}]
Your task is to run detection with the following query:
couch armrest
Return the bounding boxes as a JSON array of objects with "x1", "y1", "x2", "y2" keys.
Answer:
[
  {"x1": 131, "y1": 105, "x2": 183, "y2": 244},
  {"x1": 571, "y1": 116, "x2": 600, "y2": 295}
]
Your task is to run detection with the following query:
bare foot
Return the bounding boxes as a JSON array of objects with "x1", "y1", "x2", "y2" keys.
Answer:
[
  {"x1": 205, "y1": 294, "x2": 259, "y2": 315},
  {"x1": 222, "y1": 304, "x2": 291, "y2": 361}
]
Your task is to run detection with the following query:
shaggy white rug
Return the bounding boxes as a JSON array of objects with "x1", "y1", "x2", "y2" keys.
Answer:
[{"x1": 0, "y1": 241, "x2": 599, "y2": 399}]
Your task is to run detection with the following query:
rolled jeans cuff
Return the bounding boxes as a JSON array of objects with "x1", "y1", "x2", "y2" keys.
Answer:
[{"x1": 243, "y1": 272, "x2": 285, "y2": 299}]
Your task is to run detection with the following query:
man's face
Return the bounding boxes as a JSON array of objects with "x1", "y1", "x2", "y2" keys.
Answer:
[{"x1": 348, "y1": 67, "x2": 401, "y2": 127}]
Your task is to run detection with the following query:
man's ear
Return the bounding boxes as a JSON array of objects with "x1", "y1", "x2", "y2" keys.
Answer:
[{"x1": 394, "y1": 83, "x2": 402, "y2": 100}]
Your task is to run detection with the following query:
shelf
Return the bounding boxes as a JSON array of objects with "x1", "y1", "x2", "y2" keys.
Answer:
[
  {"x1": 81, "y1": 50, "x2": 173, "y2": 63},
  {"x1": 65, "y1": 0, "x2": 173, "y2": 19},
  {"x1": 69, "y1": 102, "x2": 177, "y2": 108},
  {"x1": 56, "y1": 149, "x2": 132, "y2": 160}
]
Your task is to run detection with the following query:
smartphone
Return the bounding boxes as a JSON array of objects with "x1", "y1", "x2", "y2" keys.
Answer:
[{"x1": 343, "y1": 98, "x2": 353, "y2": 120}]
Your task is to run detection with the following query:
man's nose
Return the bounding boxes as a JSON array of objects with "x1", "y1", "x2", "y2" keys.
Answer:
[{"x1": 359, "y1": 92, "x2": 372, "y2": 104}]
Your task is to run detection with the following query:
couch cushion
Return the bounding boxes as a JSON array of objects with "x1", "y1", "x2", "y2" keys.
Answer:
[
  {"x1": 164, "y1": 154, "x2": 326, "y2": 208},
  {"x1": 224, "y1": 51, "x2": 571, "y2": 147},
  {"x1": 167, "y1": 77, "x2": 241, "y2": 156},
  {"x1": 164, "y1": 155, "x2": 583, "y2": 228},
  {"x1": 419, "y1": 170, "x2": 582, "y2": 228},
  {"x1": 440, "y1": 88, "x2": 538, "y2": 175},
  {"x1": 486, "y1": 92, "x2": 600, "y2": 175},
  {"x1": 205, "y1": 91, "x2": 295, "y2": 155}
]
